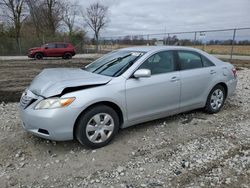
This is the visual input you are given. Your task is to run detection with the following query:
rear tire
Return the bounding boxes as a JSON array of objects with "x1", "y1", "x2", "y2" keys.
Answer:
[
  {"x1": 63, "y1": 53, "x2": 72, "y2": 59},
  {"x1": 205, "y1": 85, "x2": 225, "y2": 114},
  {"x1": 75, "y1": 105, "x2": 119, "y2": 148},
  {"x1": 34, "y1": 53, "x2": 43, "y2": 60}
]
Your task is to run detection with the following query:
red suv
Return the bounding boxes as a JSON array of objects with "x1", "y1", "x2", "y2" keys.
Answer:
[{"x1": 28, "y1": 42, "x2": 76, "y2": 59}]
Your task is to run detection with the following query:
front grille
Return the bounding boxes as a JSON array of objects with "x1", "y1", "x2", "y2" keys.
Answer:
[{"x1": 20, "y1": 94, "x2": 36, "y2": 109}]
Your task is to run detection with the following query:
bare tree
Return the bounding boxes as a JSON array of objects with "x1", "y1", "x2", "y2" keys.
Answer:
[
  {"x1": 1, "y1": 0, "x2": 27, "y2": 54},
  {"x1": 26, "y1": 0, "x2": 43, "y2": 39},
  {"x1": 40, "y1": 0, "x2": 63, "y2": 35},
  {"x1": 45, "y1": 0, "x2": 61, "y2": 35},
  {"x1": 85, "y1": 2, "x2": 108, "y2": 52},
  {"x1": 62, "y1": 0, "x2": 79, "y2": 36},
  {"x1": 26, "y1": 0, "x2": 64, "y2": 38}
]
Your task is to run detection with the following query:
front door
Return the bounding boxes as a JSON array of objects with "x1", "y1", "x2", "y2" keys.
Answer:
[
  {"x1": 44, "y1": 43, "x2": 57, "y2": 57},
  {"x1": 125, "y1": 50, "x2": 181, "y2": 123}
]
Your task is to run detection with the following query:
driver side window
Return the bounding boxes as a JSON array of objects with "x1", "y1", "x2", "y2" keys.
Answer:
[
  {"x1": 47, "y1": 43, "x2": 56, "y2": 49},
  {"x1": 138, "y1": 51, "x2": 175, "y2": 75}
]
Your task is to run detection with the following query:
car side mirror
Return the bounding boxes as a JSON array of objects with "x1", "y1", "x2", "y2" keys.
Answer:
[
  {"x1": 44, "y1": 46, "x2": 48, "y2": 49},
  {"x1": 133, "y1": 69, "x2": 151, "y2": 78}
]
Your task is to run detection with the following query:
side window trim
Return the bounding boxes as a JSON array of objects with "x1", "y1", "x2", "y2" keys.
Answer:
[
  {"x1": 173, "y1": 50, "x2": 180, "y2": 71},
  {"x1": 198, "y1": 53, "x2": 204, "y2": 67}
]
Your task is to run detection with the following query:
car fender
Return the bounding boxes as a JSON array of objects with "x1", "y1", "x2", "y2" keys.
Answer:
[
  {"x1": 62, "y1": 82, "x2": 127, "y2": 127},
  {"x1": 204, "y1": 78, "x2": 228, "y2": 103}
]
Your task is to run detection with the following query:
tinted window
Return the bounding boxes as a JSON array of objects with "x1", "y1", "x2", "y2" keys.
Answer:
[
  {"x1": 201, "y1": 55, "x2": 215, "y2": 67},
  {"x1": 47, "y1": 43, "x2": 56, "y2": 48},
  {"x1": 57, "y1": 43, "x2": 67, "y2": 48},
  {"x1": 178, "y1": 51, "x2": 203, "y2": 70},
  {"x1": 139, "y1": 51, "x2": 175, "y2": 75}
]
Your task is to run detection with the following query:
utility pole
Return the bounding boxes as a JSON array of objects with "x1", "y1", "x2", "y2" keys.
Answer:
[{"x1": 230, "y1": 29, "x2": 236, "y2": 60}]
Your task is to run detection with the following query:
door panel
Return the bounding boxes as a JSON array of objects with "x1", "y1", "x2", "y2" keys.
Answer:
[
  {"x1": 125, "y1": 72, "x2": 181, "y2": 123},
  {"x1": 180, "y1": 68, "x2": 214, "y2": 109},
  {"x1": 56, "y1": 43, "x2": 66, "y2": 56},
  {"x1": 176, "y1": 50, "x2": 215, "y2": 110},
  {"x1": 44, "y1": 43, "x2": 57, "y2": 57}
]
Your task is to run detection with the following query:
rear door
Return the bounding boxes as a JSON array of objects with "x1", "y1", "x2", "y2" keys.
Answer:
[
  {"x1": 125, "y1": 50, "x2": 181, "y2": 123},
  {"x1": 56, "y1": 43, "x2": 67, "y2": 56},
  {"x1": 176, "y1": 50, "x2": 216, "y2": 110}
]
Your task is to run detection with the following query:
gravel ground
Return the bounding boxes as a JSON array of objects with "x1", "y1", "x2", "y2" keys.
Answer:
[{"x1": 0, "y1": 64, "x2": 249, "y2": 187}]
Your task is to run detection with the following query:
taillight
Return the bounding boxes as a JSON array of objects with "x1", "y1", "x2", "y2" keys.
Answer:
[{"x1": 232, "y1": 68, "x2": 237, "y2": 78}]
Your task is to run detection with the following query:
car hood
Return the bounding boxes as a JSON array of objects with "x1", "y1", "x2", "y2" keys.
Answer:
[
  {"x1": 29, "y1": 68, "x2": 112, "y2": 97},
  {"x1": 29, "y1": 47, "x2": 40, "y2": 51}
]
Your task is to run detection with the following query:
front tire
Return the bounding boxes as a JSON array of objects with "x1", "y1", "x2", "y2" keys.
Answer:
[
  {"x1": 34, "y1": 53, "x2": 43, "y2": 60},
  {"x1": 75, "y1": 105, "x2": 119, "y2": 148},
  {"x1": 205, "y1": 85, "x2": 225, "y2": 114}
]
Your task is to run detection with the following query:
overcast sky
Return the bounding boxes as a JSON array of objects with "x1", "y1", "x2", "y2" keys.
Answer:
[{"x1": 79, "y1": 0, "x2": 250, "y2": 38}]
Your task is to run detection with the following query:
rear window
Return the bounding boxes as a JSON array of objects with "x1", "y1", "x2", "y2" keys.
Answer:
[{"x1": 201, "y1": 55, "x2": 215, "y2": 67}]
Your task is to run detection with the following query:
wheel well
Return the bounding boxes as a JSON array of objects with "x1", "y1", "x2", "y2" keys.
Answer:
[
  {"x1": 216, "y1": 82, "x2": 228, "y2": 98},
  {"x1": 64, "y1": 52, "x2": 72, "y2": 55},
  {"x1": 73, "y1": 101, "x2": 124, "y2": 138},
  {"x1": 35, "y1": 52, "x2": 44, "y2": 56}
]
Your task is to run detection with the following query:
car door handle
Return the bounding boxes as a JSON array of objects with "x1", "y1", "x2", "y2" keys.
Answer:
[
  {"x1": 210, "y1": 70, "x2": 216, "y2": 74},
  {"x1": 170, "y1": 76, "x2": 180, "y2": 82}
]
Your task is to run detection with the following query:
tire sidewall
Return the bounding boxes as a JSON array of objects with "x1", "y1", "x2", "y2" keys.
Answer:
[
  {"x1": 75, "y1": 105, "x2": 119, "y2": 148},
  {"x1": 63, "y1": 53, "x2": 72, "y2": 59},
  {"x1": 35, "y1": 53, "x2": 43, "y2": 60},
  {"x1": 205, "y1": 85, "x2": 225, "y2": 113}
]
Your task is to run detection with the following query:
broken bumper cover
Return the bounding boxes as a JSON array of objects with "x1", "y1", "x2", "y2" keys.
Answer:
[{"x1": 18, "y1": 94, "x2": 80, "y2": 141}]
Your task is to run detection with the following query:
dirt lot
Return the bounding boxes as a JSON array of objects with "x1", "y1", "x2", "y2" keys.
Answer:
[
  {"x1": 0, "y1": 58, "x2": 249, "y2": 103},
  {"x1": 0, "y1": 58, "x2": 250, "y2": 187},
  {"x1": 0, "y1": 58, "x2": 92, "y2": 103}
]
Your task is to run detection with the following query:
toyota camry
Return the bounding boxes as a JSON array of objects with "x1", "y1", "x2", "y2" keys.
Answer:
[{"x1": 19, "y1": 46, "x2": 237, "y2": 148}]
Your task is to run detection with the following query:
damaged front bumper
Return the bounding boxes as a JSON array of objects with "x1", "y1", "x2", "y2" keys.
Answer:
[{"x1": 18, "y1": 90, "x2": 80, "y2": 141}]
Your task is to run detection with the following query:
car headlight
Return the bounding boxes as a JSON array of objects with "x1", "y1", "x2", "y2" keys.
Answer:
[{"x1": 34, "y1": 97, "x2": 75, "y2": 110}]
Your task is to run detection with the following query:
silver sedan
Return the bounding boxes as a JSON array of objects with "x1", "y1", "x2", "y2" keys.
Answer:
[{"x1": 19, "y1": 46, "x2": 237, "y2": 148}]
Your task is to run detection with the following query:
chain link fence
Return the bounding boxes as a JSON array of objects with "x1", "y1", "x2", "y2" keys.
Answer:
[
  {"x1": 98, "y1": 27, "x2": 250, "y2": 58},
  {"x1": 1, "y1": 28, "x2": 250, "y2": 57}
]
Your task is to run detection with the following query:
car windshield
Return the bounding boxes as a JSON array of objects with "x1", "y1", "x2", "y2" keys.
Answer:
[{"x1": 83, "y1": 50, "x2": 145, "y2": 77}]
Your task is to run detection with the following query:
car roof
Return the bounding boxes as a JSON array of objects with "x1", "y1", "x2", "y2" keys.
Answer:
[
  {"x1": 46, "y1": 42, "x2": 70, "y2": 44},
  {"x1": 119, "y1": 45, "x2": 203, "y2": 53}
]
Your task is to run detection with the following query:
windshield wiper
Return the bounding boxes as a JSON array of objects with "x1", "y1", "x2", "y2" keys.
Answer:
[
  {"x1": 112, "y1": 55, "x2": 142, "y2": 77},
  {"x1": 92, "y1": 54, "x2": 132, "y2": 73}
]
